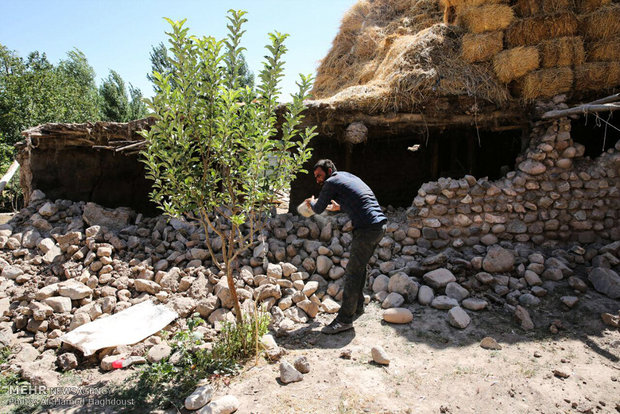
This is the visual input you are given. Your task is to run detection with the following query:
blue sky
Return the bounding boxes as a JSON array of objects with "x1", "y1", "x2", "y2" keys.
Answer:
[{"x1": 0, "y1": 0, "x2": 357, "y2": 100}]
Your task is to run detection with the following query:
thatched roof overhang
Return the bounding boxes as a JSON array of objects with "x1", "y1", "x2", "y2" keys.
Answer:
[{"x1": 296, "y1": 97, "x2": 526, "y2": 143}]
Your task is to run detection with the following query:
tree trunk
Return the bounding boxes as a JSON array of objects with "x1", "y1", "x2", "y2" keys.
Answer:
[{"x1": 226, "y1": 265, "x2": 243, "y2": 324}]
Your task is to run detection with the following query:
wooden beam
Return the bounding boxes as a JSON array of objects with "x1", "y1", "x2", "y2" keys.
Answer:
[
  {"x1": 542, "y1": 103, "x2": 620, "y2": 119},
  {"x1": 0, "y1": 160, "x2": 19, "y2": 193}
]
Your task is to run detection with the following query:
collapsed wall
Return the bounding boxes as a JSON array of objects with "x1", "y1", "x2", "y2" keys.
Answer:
[
  {"x1": 16, "y1": 119, "x2": 157, "y2": 215},
  {"x1": 407, "y1": 114, "x2": 620, "y2": 248}
]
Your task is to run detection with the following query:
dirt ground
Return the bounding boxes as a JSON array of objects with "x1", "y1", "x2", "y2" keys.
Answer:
[{"x1": 19, "y1": 279, "x2": 619, "y2": 414}]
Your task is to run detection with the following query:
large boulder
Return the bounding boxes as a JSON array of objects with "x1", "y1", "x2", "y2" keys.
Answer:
[
  {"x1": 588, "y1": 268, "x2": 620, "y2": 299},
  {"x1": 423, "y1": 268, "x2": 456, "y2": 289},
  {"x1": 82, "y1": 202, "x2": 134, "y2": 232},
  {"x1": 482, "y1": 246, "x2": 515, "y2": 273}
]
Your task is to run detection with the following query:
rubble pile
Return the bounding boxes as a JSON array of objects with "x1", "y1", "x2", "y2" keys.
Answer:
[{"x1": 0, "y1": 116, "x2": 618, "y2": 401}]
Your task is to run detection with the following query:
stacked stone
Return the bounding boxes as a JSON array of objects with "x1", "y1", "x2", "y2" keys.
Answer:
[{"x1": 409, "y1": 116, "x2": 620, "y2": 248}]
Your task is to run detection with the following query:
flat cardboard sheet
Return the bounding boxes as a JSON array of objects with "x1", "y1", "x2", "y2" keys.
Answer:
[{"x1": 60, "y1": 300, "x2": 178, "y2": 356}]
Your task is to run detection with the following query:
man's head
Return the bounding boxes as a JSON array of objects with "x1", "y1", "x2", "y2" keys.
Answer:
[{"x1": 313, "y1": 159, "x2": 337, "y2": 185}]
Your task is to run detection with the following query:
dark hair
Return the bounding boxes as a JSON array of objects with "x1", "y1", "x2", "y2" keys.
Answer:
[{"x1": 313, "y1": 159, "x2": 337, "y2": 175}]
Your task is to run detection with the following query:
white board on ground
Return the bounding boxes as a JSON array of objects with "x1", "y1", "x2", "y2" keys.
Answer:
[{"x1": 60, "y1": 300, "x2": 178, "y2": 356}]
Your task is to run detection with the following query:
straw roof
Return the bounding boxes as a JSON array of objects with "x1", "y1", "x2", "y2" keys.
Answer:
[{"x1": 310, "y1": 0, "x2": 620, "y2": 114}]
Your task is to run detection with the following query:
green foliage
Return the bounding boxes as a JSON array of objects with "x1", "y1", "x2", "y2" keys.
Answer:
[
  {"x1": 0, "y1": 44, "x2": 101, "y2": 148},
  {"x1": 107, "y1": 311, "x2": 269, "y2": 412},
  {"x1": 141, "y1": 10, "x2": 316, "y2": 322},
  {"x1": 99, "y1": 70, "x2": 148, "y2": 122},
  {"x1": 148, "y1": 40, "x2": 254, "y2": 92},
  {"x1": 0, "y1": 347, "x2": 28, "y2": 395}
]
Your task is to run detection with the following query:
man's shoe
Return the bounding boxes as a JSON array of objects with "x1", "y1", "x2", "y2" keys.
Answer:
[{"x1": 321, "y1": 319, "x2": 353, "y2": 334}]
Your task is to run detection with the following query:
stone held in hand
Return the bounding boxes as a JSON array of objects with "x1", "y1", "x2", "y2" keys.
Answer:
[{"x1": 297, "y1": 201, "x2": 314, "y2": 218}]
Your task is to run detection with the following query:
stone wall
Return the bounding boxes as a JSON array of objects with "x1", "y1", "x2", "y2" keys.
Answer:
[{"x1": 407, "y1": 116, "x2": 620, "y2": 249}]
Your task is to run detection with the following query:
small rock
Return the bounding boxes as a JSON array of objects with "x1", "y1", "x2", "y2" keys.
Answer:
[
  {"x1": 431, "y1": 295, "x2": 458, "y2": 310},
  {"x1": 185, "y1": 384, "x2": 214, "y2": 411},
  {"x1": 514, "y1": 305, "x2": 534, "y2": 331},
  {"x1": 480, "y1": 337, "x2": 502, "y2": 350},
  {"x1": 57, "y1": 353, "x2": 79, "y2": 371},
  {"x1": 588, "y1": 268, "x2": 620, "y2": 299},
  {"x1": 601, "y1": 313, "x2": 619, "y2": 328},
  {"x1": 279, "y1": 361, "x2": 303, "y2": 384},
  {"x1": 293, "y1": 356, "x2": 310, "y2": 374},
  {"x1": 483, "y1": 246, "x2": 515, "y2": 273},
  {"x1": 560, "y1": 296, "x2": 579, "y2": 308},
  {"x1": 147, "y1": 343, "x2": 172, "y2": 363},
  {"x1": 448, "y1": 307, "x2": 471, "y2": 329},
  {"x1": 383, "y1": 308, "x2": 413, "y2": 324},
  {"x1": 417, "y1": 285, "x2": 434, "y2": 305},
  {"x1": 553, "y1": 369, "x2": 570, "y2": 379},
  {"x1": 382, "y1": 292, "x2": 405, "y2": 309},
  {"x1": 461, "y1": 298, "x2": 487, "y2": 311},
  {"x1": 340, "y1": 349, "x2": 352, "y2": 359},
  {"x1": 423, "y1": 268, "x2": 456, "y2": 289},
  {"x1": 197, "y1": 395, "x2": 240, "y2": 414},
  {"x1": 371, "y1": 346, "x2": 390, "y2": 365}
]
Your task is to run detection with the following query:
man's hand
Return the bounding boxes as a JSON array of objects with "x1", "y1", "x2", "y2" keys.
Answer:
[{"x1": 326, "y1": 200, "x2": 340, "y2": 212}]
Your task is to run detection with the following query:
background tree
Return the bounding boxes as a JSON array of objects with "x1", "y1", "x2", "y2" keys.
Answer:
[
  {"x1": 0, "y1": 45, "x2": 102, "y2": 172},
  {"x1": 99, "y1": 69, "x2": 147, "y2": 122},
  {"x1": 141, "y1": 11, "x2": 316, "y2": 322}
]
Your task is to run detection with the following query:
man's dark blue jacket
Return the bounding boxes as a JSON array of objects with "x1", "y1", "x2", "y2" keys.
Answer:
[{"x1": 311, "y1": 171, "x2": 386, "y2": 229}]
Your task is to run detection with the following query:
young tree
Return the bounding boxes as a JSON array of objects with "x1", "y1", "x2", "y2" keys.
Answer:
[
  {"x1": 141, "y1": 10, "x2": 316, "y2": 322},
  {"x1": 148, "y1": 40, "x2": 254, "y2": 92}
]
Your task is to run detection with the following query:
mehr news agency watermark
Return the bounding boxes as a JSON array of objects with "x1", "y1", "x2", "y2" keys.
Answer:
[{"x1": 4, "y1": 384, "x2": 134, "y2": 408}]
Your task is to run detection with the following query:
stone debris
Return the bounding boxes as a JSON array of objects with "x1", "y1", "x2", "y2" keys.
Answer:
[
  {"x1": 0, "y1": 113, "x2": 619, "y2": 393},
  {"x1": 601, "y1": 312, "x2": 620, "y2": 328},
  {"x1": 293, "y1": 356, "x2": 310, "y2": 374},
  {"x1": 382, "y1": 308, "x2": 413, "y2": 324},
  {"x1": 515, "y1": 305, "x2": 535, "y2": 331},
  {"x1": 185, "y1": 384, "x2": 214, "y2": 411},
  {"x1": 279, "y1": 360, "x2": 303, "y2": 384},
  {"x1": 448, "y1": 306, "x2": 471, "y2": 329},
  {"x1": 371, "y1": 346, "x2": 390, "y2": 365},
  {"x1": 480, "y1": 337, "x2": 502, "y2": 350},
  {"x1": 197, "y1": 395, "x2": 240, "y2": 414}
]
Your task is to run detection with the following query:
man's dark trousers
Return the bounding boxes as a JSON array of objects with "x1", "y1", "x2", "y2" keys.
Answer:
[{"x1": 337, "y1": 222, "x2": 386, "y2": 324}]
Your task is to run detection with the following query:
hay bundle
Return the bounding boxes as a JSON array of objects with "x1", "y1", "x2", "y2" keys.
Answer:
[
  {"x1": 587, "y1": 37, "x2": 620, "y2": 62},
  {"x1": 461, "y1": 31, "x2": 504, "y2": 62},
  {"x1": 505, "y1": 12, "x2": 579, "y2": 47},
  {"x1": 514, "y1": 0, "x2": 576, "y2": 17},
  {"x1": 493, "y1": 46, "x2": 540, "y2": 83},
  {"x1": 370, "y1": 25, "x2": 508, "y2": 110},
  {"x1": 353, "y1": 26, "x2": 384, "y2": 60},
  {"x1": 539, "y1": 36, "x2": 586, "y2": 67},
  {"x1": 574, "y1": 62, "x2": 620, "y2": 90},
  {"x1": 341, "y1": 1, "x2": 371, "y2": 33},
  {"x1": 516, "y1": 67, "x2": 574, "y2": 100},
  {"x1": 457, "y1": 4, "x2": 514, "y2": 33},
  {"x1": 439, "y1": 0, "x2": 508, "y2": 9},
  {"x1": 580, "y1": 5, "x2": 620, "y2": 41},
  {"x1": 577, "y1": 0, "x2": 612, "y2": 13}
]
